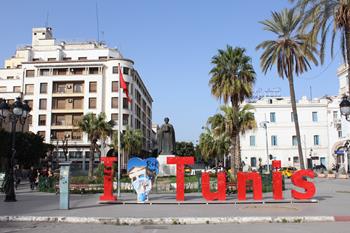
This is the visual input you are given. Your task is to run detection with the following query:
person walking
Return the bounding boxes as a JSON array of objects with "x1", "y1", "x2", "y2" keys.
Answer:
[
  {"x1": 14, "y1": 165, "x2": 22, "y2": 190},
  {"x1": 28, "y1": 166, "x2": 37, "y2": 190}
]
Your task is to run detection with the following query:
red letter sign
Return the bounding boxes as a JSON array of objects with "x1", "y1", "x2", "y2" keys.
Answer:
[
  {"x1": 167, "y1": 156, "x2": 194, "y2": 201},
  {"x1": 291, "y1": 170, "x2": 316, "y2": 199},
  {"x1": 272, "y1": 160, "x2": 283, "y2": 200},
  {"x1": 202, "y1": 171, "x2": 226, "y2": 201},
  {"x1": 237, "y1": 172, "x2": 262, "y2": 200},
  {"x1": 99, "y1": 157, "x2": 117, "y2": 201}
]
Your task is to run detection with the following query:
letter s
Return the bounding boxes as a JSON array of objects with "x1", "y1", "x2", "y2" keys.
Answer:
[{"x1": 291, "y1": 170, "x2": 316, "y2": 199}]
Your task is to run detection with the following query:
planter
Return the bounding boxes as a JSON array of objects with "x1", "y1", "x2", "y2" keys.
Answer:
[{"x1": 327, "y1": 174, "x2": 336, "y2": 178}]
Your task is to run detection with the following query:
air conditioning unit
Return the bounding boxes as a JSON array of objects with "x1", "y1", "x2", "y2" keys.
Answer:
[
  {"x1": 66, "y1": 84, "x2": 72, "y2": 89},
  {"x1": 68, "y1": 99, "x2": 73, "y2": 103}
]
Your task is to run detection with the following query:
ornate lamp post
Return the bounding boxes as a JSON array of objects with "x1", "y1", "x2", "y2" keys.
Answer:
[
  {"x1": 0, "y1": 97, "x2": 31, "y2": 202},
  {"x1": 62, "y1": 134, "x2": 69, "y2": 161},
  {"x1": 340, "y1": 96, "x2": 350, "y2": 121},
  {"x1": 260, "y1": 121, "x2": 270, "y2": 174}
]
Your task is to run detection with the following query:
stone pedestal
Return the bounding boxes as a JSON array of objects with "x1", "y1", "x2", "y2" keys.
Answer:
[{"x1": 157, "y1": 155, "x2": 176, "y2": 176}]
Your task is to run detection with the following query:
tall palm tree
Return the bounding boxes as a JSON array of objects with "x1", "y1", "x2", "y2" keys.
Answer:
[
  {"x1": 256, "y1": 9, "x2": 319, "y2": 169},
  {"x1": 78, "y1": 112, "x2": 114, "y2": 177},
  {"x1": 209, "y1": 46, "x2": 256, "y2": 176},
  {"x1": 291, "y1": 0, "x2": 350, "y2": 93}
]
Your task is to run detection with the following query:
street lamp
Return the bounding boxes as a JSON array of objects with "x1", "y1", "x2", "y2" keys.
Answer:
[
  {"x1": 260, "y1": 121, "x2": 270, "y2": 174},
  {"x1": 340, "y1": 96, "x2": 350, "y2": 121},
  {"x1": 0, "y1": 97, "x2": 31, "y2": 202},
  {"x1": 62, "y1": 134, "x2": 69, "y2": 161}
]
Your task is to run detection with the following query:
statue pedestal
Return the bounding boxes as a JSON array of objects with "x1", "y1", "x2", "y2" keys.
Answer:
[{"x1": 157, "y1": 155, "x2": 176, "y2": 177}]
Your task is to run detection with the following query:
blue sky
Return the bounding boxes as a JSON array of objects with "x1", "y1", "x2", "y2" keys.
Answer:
[{"x1": 0, "y1": 0, "x2": 343, "y2": 143}]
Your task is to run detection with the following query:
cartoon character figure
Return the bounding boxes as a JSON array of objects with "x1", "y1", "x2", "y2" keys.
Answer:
[{"x1": 127, "y1": 157, "x2": 159, "y2": 203}]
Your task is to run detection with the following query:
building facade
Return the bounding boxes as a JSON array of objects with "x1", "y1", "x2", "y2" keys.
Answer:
[
  {"x1": 0, "y1": 27, "x2": 153, "y2": 170},
  {"x1": 240, "y1": 95, "x2": 343, "y2": 171}
]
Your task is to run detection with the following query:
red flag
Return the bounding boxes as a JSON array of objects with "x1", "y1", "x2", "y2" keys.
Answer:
[{"x1": 118, "y1": 64, "x2": 131, "y2": 103}]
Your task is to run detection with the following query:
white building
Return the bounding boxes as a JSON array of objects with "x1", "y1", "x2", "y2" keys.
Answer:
[
  {"x1": 240, "y1": 95, "x2": 343, "y2": 171},
  {"x1": 0, "y1": 27, "x2": 153, "y2": 170}
]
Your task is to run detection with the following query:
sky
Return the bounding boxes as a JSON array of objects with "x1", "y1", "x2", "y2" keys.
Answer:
[{"x1": 0, "y1": 0, "x2": 343, "y2": 143}]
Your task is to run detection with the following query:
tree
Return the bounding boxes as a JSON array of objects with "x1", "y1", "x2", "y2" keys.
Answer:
[
  {"x1": 175, "y1": 141, "x2": 195, "y2": 156},
  {"x1": 256, "y1": 9, "x2": 319, "y2": 169},
  {"x1": 0, "y1": 129, "x2": 50, "y2": 171},
  {"x1": 291, "y1": 0, "x2": 350, "y2": 94},
  {"x1": 208, "y1": 105, "x2": 256, "y2": 173},
  {"x1": 209, "y1": 46, "x2": 256, "y2": 176},
  {"x1": 78, "y1": 113, "x2": 114, "y2": 177}
]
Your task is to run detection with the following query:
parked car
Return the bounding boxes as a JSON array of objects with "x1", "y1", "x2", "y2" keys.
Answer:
[
  {"x1": 313, "y1": 164, "x2": 326, "y2": 173},
  {"x1": 280, "y1": 167, "x2": 297, "y2": 178}
]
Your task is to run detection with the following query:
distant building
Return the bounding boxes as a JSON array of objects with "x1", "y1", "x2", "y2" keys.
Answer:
[
  {"x1": 240, "y1": 95, "x2": 342, "y2": 170},
  {"x1": 0, "y1": 27, "x2": 153, "y2": 170}
]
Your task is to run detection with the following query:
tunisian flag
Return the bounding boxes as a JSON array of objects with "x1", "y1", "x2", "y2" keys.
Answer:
[{"x1": 118, "y1": 64, "x2": 131, "y2": 103}]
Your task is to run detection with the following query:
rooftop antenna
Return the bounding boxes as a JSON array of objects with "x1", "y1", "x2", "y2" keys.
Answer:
[
  {"x1": 45, "y1": 11, "x2": 49, "y2": 27},
  {"x1": 95, "y1": 2, "x2": 100, "y2": 42}
]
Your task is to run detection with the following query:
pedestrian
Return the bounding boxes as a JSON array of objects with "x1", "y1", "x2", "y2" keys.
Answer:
[
  {"x1": 28, "y1": 166, "x2": 37, "y2": 190},
  {"x1": 14, "y1": 165, "x2": 22, "y2": 190}
]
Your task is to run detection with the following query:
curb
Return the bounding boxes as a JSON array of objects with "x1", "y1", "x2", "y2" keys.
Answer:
[{"x1": 0, "y1": 215, "x2": 342, "y2": 225}]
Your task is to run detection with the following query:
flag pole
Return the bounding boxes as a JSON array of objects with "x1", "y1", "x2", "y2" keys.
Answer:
[{"x1": 117, "y1": 63, "x2": 122, "y2": 198}]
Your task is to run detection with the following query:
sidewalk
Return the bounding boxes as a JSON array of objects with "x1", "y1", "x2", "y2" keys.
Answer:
[{"x1": 1, "y1": 178, "x2": 350, "y2": 225}]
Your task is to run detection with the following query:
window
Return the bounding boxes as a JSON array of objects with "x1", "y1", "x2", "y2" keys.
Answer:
[
  {"x1": 112, "y1": 81, "x2": 118, "y2": 92},
  {"x1": 26, "y1": 70, "x2": 35, "y2": 77},
  {"x1": 293, "y1": 156, "x2": 299, "y2": 164},
  {"x1": 71, "y1": 68, "x2": 84, "y2": 75},
  {"x1": 25, "y1": 84, "x2": 34, "y2": 94},
  {"x1": 271, "y1": 135, "x2": 277, "y2": 146},
  {"x1": 73, "y1": 83, "x2": 83, "y2": 93},
  {"x1": 270, "y1": 112, "x2": 276, "y2": 122},
  {"x1": 89, "y1": 82, "x2": 97, "y2": 93},
  {"x1": 38, "y1": 115, "x2": 46, "y2": 126},
  {"x1": 89, "y1": 67, "x2": 99, "y2": 75},
  {"x1": 123, "y1": 67, "x2": 130, "y2": 75},
  {"x1": 312, "y1": 112, "x2": 318, "y2": 122},
  {"x1": 78, "y1": 57, "x2": 87, "y2": 60},
  {"x1": 333, "y1": 111, "x2": 338, "y2": 120},
  {"x1": 249, "y1": 136, "x2": 256, "y2": 146},
  {"x1": 0, "y1": 86, "x2": 6, "y2": 93},
  {"x1": 40, "y1": 83, "x2": 47, "y2": 94},
  {"x1": 63, "y1": 57, "x2": 72, "y2": 61},
  {"x1": 111, "y1": 114, "x2": 118, "y2": 123},
  {"x1": 89, "y1": 98, "x2": 96, "y2": 109},
  {"x1": 73, "y1": 99, "x2": 83, "y2": 109},
  {"x1": 37, "y1": 131, "x2": 45, "y2": 138},
  {"x1": 98, "y1": 56, "x2": 107, "y2": 60},
  {"x1": 123, "y1": 98, "x2": 128, "y2": 109},
  {"x1": 13, "y1": 86, "x2": 21, "y2": 92},
  {"x1": 123, "y1": 114, "x2": 129, "y2": 125},
  {"x1": 39, "y1": 99, "x2": 47, "y2": 110},
  {"x1": 338, "y1": 131, "x2": 342, "y2": 138},
  {"x1": 53, "y1": 68, "x2": 67, "y2": 76},
  {"x1": 112, "y1": 66, "x2": 119, "y2": 74},
  {"x1": 250, "y1": 157, "x2": 257, "y2": 167},
  {"x1": 39, "y1": 69, "x2": 50, "y2": 76},
  {"x1": 48, "y1": 58, "x2": 56, "y2": 61},
  {"x1": 314, "y1": 135, "x2": 320, "y2": 145},
  {"x1": 7, "y1": 76, "x2": 14, "y2": 80},
  {"x1": 291, "y1": 112, "x2": 294, "y2": 122},
  {"x1": 111, "y1": 97, "x2": 118, "y2": 108},
  {"x1": 292, "y1": 135, "x2": 298, "y2": 146}
]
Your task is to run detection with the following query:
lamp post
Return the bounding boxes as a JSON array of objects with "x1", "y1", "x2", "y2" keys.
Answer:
[
  {"x1": 260, "y1": 121, "x2": 270, "y2": 174},
  {"x1": 340, "y1": 96, "x2": 350, "y2": 121},
  {"x1": 0, "y1": 97, "x2": 31, "y2": 202},
  {"x1": 62, "y1": 134, "x2": 69, "y2": 161}
]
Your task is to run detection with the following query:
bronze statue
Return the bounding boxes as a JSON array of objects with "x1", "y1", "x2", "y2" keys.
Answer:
[{"x1": 157, "y1": 117, "x2": 176, "y2": 155}]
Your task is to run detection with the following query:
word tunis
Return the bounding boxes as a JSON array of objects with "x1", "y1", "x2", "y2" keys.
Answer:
[{"x1": 167, "y1": 157, "x2": 315, "y2": 201}]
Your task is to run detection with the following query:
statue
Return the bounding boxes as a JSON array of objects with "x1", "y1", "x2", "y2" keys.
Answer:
[{"x1": 157, "y1": 117, "x2": 176, "y2": 155}]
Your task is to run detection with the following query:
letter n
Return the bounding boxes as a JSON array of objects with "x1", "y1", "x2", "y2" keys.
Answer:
[{"x1": 237, "y1": 172, "x2": 262, "y2": 200}]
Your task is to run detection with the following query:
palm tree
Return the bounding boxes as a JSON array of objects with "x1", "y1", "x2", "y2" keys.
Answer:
[
  {"x1": 209, "y1": 46, "x2": 256, "y2": 176},
  {"x1": 291, "y1": 0, "x2": 350, "y2": 93},
  {"x1": 111, "y1": 128, "x2": 143, "y2": 168},
  {"x1": 216, "y1": 105, "x2": 256, "y2": 175},
  {"x1": 78, "y1": 112, "x2": 114, "y2": 177},
  {"x1": 256, "y1": 9, "x2": 319, "y2": 169}
]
